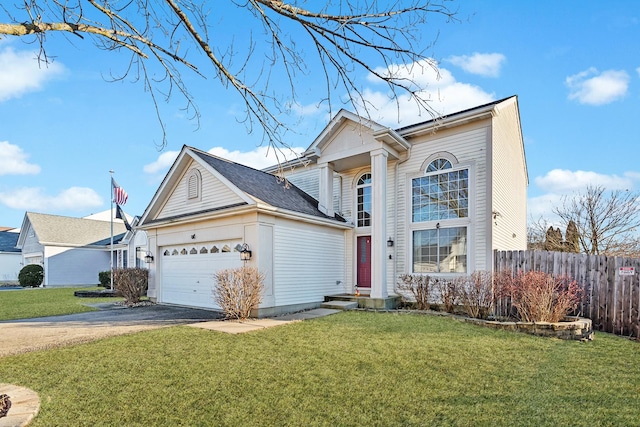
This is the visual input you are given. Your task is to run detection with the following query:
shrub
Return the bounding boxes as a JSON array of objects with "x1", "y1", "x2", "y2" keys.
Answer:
[
  {"x1": 457, "y1": 271, "x2": 494, "y2": 319},
  {"x1": 500, "y1": 271, "x2": 584, "y2": 323},
  {"x1": 18, "y1": 264, "x2": 44, "y2": 287},
  {"x1": 436, "y1": 278, "x2": 459, "y2": 313},
  {"x1": 112, "y1": 268, "x2": 149, "y2": 305},
  {"x1": 98, "y1": 271, "x2": 111, "y2": 287},
  {"x1": 396, "y1": 274, "x2": 434, "y2": 310},
  {"x1": 213, "y1": 266, "x2": 264, "y2": 320}
]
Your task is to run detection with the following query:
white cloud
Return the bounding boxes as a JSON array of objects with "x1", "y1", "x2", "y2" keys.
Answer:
[
  {"x1": 207, "y1": 146, "x2": 306, "y2": 170},
  {"x1": 636, "y1": 66, "x2": 640, "y2": 77},
  {"x1": 534, "y1": 169, "x2": 633, "y2": 193},
  {"x1": 143, "y1": 146, "x2": 307, "y2": 177},
  {"x1": 0, "y1": 141, "x2": 41, "y2": 175},
  {"x1": 0, "y1": 47, "x2": 65, "y2": 102},
  {"x1": 566, "y1": 68, "x2": 629, "y2": 105},
  {"x1": 143, "y1": 150, "x2": 180, "y2": 174},
  {"x1": 529, "y1": 169, "x2": 640, "y2": 222},
  {"x1": 445, "y1": 53, "x2": 506, "y2": 78},
  {"x1": 0, "y1": 187, "x2": 102, "y2": 211},
  {"x1": 360, "y1": 59, "x2": 495, "y2": 126}
]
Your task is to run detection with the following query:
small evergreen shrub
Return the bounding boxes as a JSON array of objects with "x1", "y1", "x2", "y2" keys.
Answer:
[
  {"x1": 98, "y1": 271, "x2": 111, "y2": 287},
  {"x1": 18, "y1": 264, "x2": 44, "y2": 287},
  {"x1": 112, "y1": 268, "x2": 149, "y2": 305},
  {"x1": 213, "y1": 266, "x2": 264, "y2": 320}
]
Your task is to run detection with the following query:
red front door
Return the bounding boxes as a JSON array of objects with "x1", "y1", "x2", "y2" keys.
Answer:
[{"x1": 357, "y1": 236, "x2": 371, "y2": 288}]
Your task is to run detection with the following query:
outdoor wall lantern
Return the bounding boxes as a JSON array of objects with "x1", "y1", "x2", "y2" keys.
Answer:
[
  {"x1": 239, "y1": 243, "x2": 252, "y2": 261},
  {"x1": 387, "y1": 237, "x2": 394, "y2": 247},
  {"x1": 144, "y1": 252, "x2": 155, "y2": 263}
]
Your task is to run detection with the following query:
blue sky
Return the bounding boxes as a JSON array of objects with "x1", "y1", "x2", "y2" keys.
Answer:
[{"x1": 0, "y1": 1, "x2": 639, "y2": 228}]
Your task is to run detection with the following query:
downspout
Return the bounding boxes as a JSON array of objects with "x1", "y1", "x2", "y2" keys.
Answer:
[{"x1": 392, "y1": 147, "x2": 411, "y2": 295}]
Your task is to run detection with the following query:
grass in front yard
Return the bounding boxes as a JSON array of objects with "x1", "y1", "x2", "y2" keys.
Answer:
[
  {"x1": 0, "y1": 287, "x2": 122, "y2": 321},
  {"x1": 1, "y1": 311, "x2": 640, "y2": 426}
]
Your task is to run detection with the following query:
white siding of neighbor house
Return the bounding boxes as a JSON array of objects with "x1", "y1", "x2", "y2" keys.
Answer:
[
  {"x1": 0, "y1": 253, "x2": 21, "y2": 281},
  {"x1": 158, "y1": 160, "x2": 245, "y2": 219},
  {"x1": 490, "y1": 100, "x2": 528, "y2": 252},
  {"x1": 273, "y1": 219, "x2": 346, "y2": 306},
  {"x1": 20, "y1": 224, "x2": 43, "y2": 257},
  {"x1": 44, "y1": 246, "x2": 110, "y2": 286},
  {"x1": 397, "y1": 120, "x2": 491, "y2": 274}
]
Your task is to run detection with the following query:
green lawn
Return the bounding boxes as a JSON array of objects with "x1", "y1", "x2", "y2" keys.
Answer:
[
  {"x1": 0, "y1": 287, "x2": 122, "y2": 321},
  {"x1": 1, "y1": 311, "x2": 639, "y2": 426}
]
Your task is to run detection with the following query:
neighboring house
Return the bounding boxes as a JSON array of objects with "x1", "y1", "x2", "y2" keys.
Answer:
[
  {"x1": 16, "y1": 212, "x2": 127, "y2": 287},
  {"x1": 139, "y1": 96, "x2": 527, "y2": 316},
  {"x1": 0, "y1": 230, "x2": 21, "y2": 283},
  {"x1": 112, "y1": 216, "x2": 151, "y2": 269}
]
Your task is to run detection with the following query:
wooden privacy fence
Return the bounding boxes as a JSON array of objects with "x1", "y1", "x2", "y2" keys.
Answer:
[{"x1": 494, "y1": 250, "x2": 640, "y2": 338}]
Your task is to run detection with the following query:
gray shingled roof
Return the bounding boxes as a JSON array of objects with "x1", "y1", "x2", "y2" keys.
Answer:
[
  {"x1": 26, "y1": 212, "x2": 127, "y2": 246},
  {"x1": 0, "y1": 231, "x2": 20, "y2": 253},
  {"x1": 189, "y1": 147, "x2": 345, "y2": 222}
]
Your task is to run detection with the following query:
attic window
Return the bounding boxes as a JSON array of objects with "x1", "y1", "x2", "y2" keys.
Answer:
[{"x1": 186, "y1": 169, "x2": 202, "y2": 201}]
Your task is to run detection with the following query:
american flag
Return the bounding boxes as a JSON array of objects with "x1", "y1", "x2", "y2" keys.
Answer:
[{"x1": 112, "y1": 177, "x2": 128, "y2": 205}]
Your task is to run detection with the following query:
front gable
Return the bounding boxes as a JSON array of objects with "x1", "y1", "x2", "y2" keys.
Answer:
[
  {"x1": 157, "y1": 158, "x2": 248, "y2": 220},
  {"x1": 140, "y1": 147, "x2": 256, "y2": 226}
]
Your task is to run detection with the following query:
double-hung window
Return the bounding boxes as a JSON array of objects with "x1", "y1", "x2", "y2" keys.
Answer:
[{"x1": 411, "y1": 158, "x2": 469, "y2": 273}]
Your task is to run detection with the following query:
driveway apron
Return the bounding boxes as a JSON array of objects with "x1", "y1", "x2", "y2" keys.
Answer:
[{"x1": 0, "y1": 304, "x2": 223, "y2": 357}]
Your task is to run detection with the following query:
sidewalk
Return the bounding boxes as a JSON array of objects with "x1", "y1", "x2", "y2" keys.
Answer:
[{"x1": 187, "y1": 308, "x2": 341, "y2": 334}]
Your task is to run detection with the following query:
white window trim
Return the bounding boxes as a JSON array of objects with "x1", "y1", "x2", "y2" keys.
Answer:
[
  {"x1": 354, "y1": 171, "x2": 372, "y2": 229},
  {"x1": 405, "y1": 158, "x2": 476, "y2": 275}
]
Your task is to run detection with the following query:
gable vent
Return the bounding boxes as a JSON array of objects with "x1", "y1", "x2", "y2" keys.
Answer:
[{"x1": 186, "y1": 169, "x2": 201, "y2": 200}]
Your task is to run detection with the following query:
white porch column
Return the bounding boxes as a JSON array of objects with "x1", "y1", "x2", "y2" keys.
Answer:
[
  {"x1": 318, "y1": 162, "x2": 334, "y2": 217},
  {"x1": 370, "y1": 149, "x2": 388, "y2": 299}
]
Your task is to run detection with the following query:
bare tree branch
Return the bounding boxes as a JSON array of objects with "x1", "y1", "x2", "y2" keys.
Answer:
[
  {"x1": 0, "y1": 1, "x2": 456, "y2": 151},
  {"x1": 552, "y1": 185, "x2": 640, "y2": 256}
]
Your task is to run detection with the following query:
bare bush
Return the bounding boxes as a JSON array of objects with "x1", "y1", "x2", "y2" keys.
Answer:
[
  {"x1": 457, "y1": 271, "x2": 494, "y2": 319},
  {"x1": 113, "y1": 268, "x2": 149, "y2": 305},
  {"x1": 396, "y1": 274, "x2": 434, "y2": 310},
  {"x1": 213, "y1": 266, "x2": 265, "y2": 320},
  {"x1": 436, "y1": 278, "x2": 459, "y2": 313},
  {"x1": 500, "y1": 271, "x2": 584, "y2": 323}
]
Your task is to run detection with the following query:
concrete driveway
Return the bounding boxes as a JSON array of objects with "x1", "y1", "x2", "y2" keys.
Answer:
[{"x1": 0, "y1": 304, "x2": 224, "y2": 357}]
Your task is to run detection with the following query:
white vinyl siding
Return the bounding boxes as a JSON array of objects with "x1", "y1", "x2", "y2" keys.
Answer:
[
  {"x1": 44, "y1": 246, "x2": 110, "y2": 286},
  {"x1": 398, "y1": 122, "x2": 489, "y2": 274},
  {"x1": 273, "y1": 222, "x2": 345, "y2": 305},
  {"x1": 282, "y1": 167, "x2": 342, "y2": 216},
  {"x1": 491, "y1": 100, "x2": 528, "y2": 251},
  {"x1": 158, "y1": 162, "x2": 245, "y2": 219}
]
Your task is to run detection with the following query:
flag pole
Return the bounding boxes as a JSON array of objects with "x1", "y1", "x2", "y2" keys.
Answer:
[{"x1": 109, "y1": 170, "x2": 114, "y2": 290}]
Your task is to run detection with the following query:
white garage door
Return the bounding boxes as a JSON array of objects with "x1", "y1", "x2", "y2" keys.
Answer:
[{"x1": 160, "y1": 241, "x2": 243, "y2": 309}]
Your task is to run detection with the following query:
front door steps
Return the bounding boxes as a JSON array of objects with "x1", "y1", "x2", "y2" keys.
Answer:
[{"x1": 320, "y1": 294, "x2": 401, "y2": 311}]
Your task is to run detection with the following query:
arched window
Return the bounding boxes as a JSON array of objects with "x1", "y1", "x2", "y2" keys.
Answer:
[
  {"x1": 411, "y1": 157, "x2": 469, "y2": 274},
  {"x1": 186, "y1": 169, "x2": 201, "y2": 201},
  {"x1": 356, "y1": 173, "x2": 372, "y2": 227}
]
